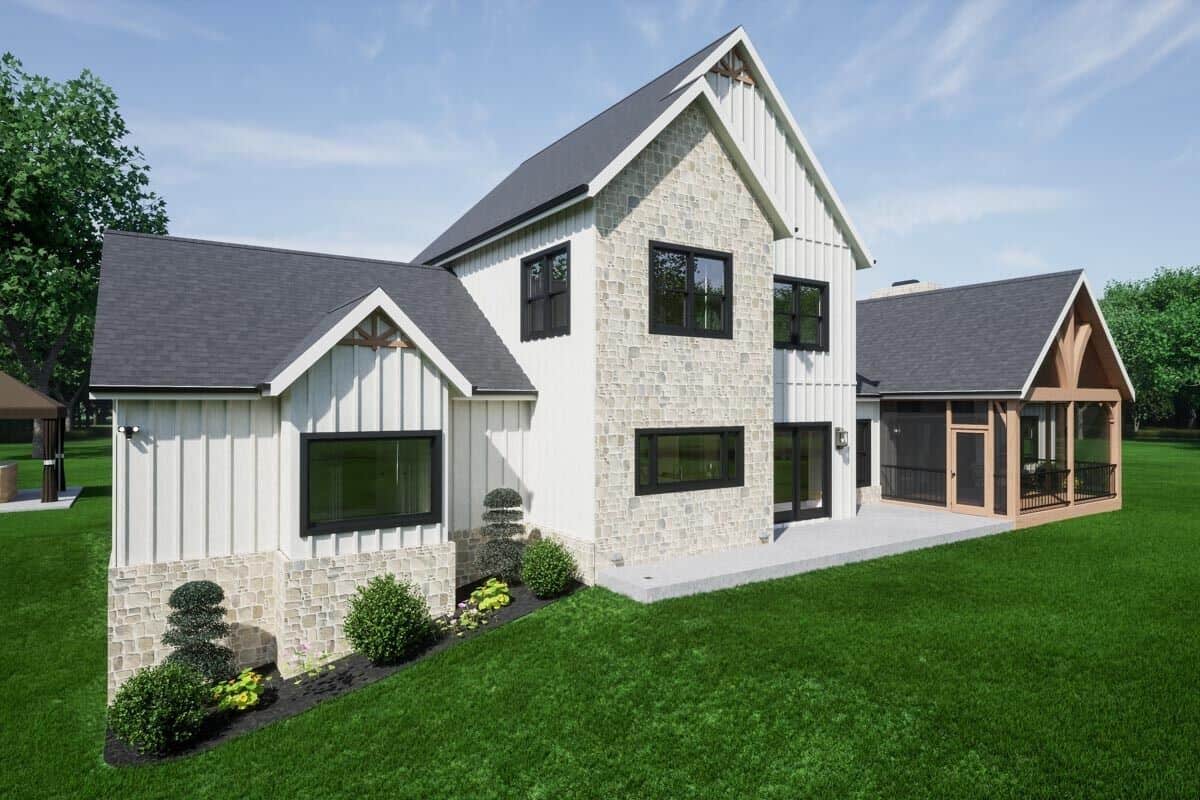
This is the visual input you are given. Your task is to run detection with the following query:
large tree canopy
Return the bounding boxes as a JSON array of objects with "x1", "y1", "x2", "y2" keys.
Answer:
[
  {"x1": 1101, "y1": 266, "x2": 1200, "y2": 429},
  {"x1": 0, "y1": 52, "x2": 167, "y2": 411}
]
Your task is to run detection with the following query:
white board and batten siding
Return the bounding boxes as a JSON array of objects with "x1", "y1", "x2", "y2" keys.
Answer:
[
  {"x1": 707, "y1": 52, "x2": 860, "y2": 520},
  {"x1": 278, "y1": 344, "x2": 450, "y2": 560},
  {"x1": 112, "y1": 398, "x2": 279, "y2": 568},
  {"x1": 112, "y1": 343, "x2": 451, "y2": 569},
  {"x1": 449, "y1": 205, "x2": 596, "y2": 542}
]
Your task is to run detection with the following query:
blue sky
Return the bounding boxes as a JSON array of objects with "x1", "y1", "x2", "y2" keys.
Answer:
[{"x1": 4, "y1": 0, "x2": 1198, "y2": 297}]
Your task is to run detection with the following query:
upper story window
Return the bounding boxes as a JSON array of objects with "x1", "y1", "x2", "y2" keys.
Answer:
[
  {"x1": 521, "y1": 243, "x2": 570, "y2": 341},
  {"x1": 773, "y1": 276, "x2": 828, "y2": 351},
  {"x1": 649, "y1": 242, "x2": 733, "y2": 339}
]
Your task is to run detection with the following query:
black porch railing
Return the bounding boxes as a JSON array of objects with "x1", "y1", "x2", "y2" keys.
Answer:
[
  {"x1": 1020, "y1": 460, "x2": 1070, "y2": 513},
  {"x1": 1075, "y1": 461, "x2": 1116, "y2": 502},
  {"x1": 881, "y1": 464, "x2": 946, "y2": 506}
]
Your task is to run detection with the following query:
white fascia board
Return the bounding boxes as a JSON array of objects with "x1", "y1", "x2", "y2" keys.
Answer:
[
  {"x1": 586, "y1": 80, "x2": 793, "y2": 240},
  {"x1": 263, "y1": 287, "x2": 473, "y2": 398},
  {"x1": 1018, "y1": 273, "x2": 1135, "y2": 401},
  {"x1": 674, "y1": 28, "x2": 876, "y2": 270},
  {"x1": 428, "y1": 193, "x2": 585, "y2": 269},
  {"x1": 90, "y1": 390, "x2": 259, "y2": 401}
]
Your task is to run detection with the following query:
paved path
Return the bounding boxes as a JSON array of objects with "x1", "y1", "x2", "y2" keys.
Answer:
[{"x1": 596, "y1": 503, "x2": 1013, "y2": 602}]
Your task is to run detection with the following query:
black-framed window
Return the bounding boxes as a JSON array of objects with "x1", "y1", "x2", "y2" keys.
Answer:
[
  {"x1": 301, "y1": 431, "x2": 442, "y2": 536},
  {"x1": 521, "y1": 243, "x2": 570, "y2": 340},
  {"x1": 635, "y1": 426, "x2": 743, "y2": 495},
  {"x1": 649, "y1": 241, "x2": 733, "y2": 339},
  {"x1": 856, "y1": 419, "x2": 871, "y2": 488},
  {"x1": 773, "y1": 276, "x2": 828, "y2": 351}
]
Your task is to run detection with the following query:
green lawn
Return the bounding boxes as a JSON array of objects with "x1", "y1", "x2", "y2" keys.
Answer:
[{"x1": 1, "y1": 433, "x2": 1197, "y2": 799}]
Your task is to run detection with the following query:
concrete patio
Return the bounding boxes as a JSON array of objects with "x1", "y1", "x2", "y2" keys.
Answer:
[{"x1": 597, "y1": 503, "x2": 1013, "y2": 603}]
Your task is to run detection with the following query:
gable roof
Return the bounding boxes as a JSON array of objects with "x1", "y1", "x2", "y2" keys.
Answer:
[
  {"x1": 857, "y1": 270, "x2": 1087, "y2": 396},
  {"x1": 414, "y1": 26, "x2": 872, "y2": 269},
  {"x1": 90, "y1": 232, "x2": 535, "y2": 395}
]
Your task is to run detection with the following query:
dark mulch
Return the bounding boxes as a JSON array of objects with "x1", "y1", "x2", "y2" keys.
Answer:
[{"x1": 105, "y1": 580, "x2": 579, "y2": 766}]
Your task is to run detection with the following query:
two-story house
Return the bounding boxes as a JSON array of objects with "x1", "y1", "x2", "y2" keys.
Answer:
[{"x1": 90, "y1": 27, "x2": 1132, "y2": 698}]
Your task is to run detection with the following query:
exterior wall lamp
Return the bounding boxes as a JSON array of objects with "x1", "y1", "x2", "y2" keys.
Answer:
[
  {"x1": 117, "y1": 425, "x2": 140, "y2": 440},
  {"x1": 835, "y1": 427, "x2": 849, "y2": 449}
]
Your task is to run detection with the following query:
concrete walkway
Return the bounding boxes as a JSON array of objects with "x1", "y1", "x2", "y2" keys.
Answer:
[{"x1": 596, "y1": 503, "x2": 1013, "y2": 603}]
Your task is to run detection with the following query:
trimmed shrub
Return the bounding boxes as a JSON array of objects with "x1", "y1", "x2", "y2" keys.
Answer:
[
  {"x1": 521, "y1": 539, "x2": 578, "y2": 598},
  {"x1": 476, "y1": 487, "x2": 526, "y2": 581},
  {"x1": 343, "y1": 574, "x2": 436, "y2": 664},
  {"x1": 107, "y1": 662, "x2": 209, "y2": 754},
  {"x1": 478, "y1": 538, "x2": 525, "y2": 583},
  {"x1": 162, "y1": 579, "x2": 234, "y2": 683}
]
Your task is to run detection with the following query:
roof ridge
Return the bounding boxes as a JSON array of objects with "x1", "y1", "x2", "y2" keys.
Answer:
[
  {"x1": 104, "y1": 230, "x2": 448, "y2": 273},
  {"x1": 858, "y1": 270, "x2": 1083, "y2": 305},
  {"x1": 512, "y1": 25, "x2": 740, "y2": 169}
]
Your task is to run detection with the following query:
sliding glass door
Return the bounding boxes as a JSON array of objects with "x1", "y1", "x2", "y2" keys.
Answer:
[{"x1": 774, "y1": 423, "x2": 831, "y2": 523}]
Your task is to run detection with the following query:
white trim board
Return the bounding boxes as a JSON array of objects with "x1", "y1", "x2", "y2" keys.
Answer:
[{"x1": 263, "y1": 287, "x2": 473, "y2": 398}]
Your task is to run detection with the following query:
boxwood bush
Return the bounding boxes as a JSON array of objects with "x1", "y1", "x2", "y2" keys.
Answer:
[
  {"x1": 107, "y1": 662, "x2": 210, "y2": 754},
  {"x1": 521, "y1": 539, "x2": 577, "y2": 598},
  {"x1": 343, "y1": 574, "x2": 436, "y2": 664}
]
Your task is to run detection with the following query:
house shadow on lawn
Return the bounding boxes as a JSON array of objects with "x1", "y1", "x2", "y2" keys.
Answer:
[{"x1": 104, "y1": 580, "x2": 583, "y2": 766}]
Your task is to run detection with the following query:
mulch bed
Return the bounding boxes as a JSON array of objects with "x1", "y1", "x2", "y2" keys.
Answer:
[{"x1": 105, "y1": 580, "x2": 579, "y2": 766}]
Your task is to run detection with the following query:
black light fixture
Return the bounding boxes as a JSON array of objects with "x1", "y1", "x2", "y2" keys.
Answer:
[{"x1": 117, "y1": 425, "x2": 140, "y2": 440}]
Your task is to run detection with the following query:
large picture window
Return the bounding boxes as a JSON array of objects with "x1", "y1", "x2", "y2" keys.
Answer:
[
  {"x1": 521, "y1": 243, "x2": 570, "y2": 340},
  {"x1": 649, "y1": 242, "x2": 733, "y2": 338},
  {"x1": 635, "y1": 426, "x2": 743, "y2": 495},
  {"x1": 301, "y1": 431, "x2": 442, "y2": 535},
  {"x1": 773, "y1": 277, "x2": 828, "y2": 351}
]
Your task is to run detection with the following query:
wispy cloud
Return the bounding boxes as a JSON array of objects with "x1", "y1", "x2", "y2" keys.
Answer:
[
  {"x1": 131, "y1": 118, "x2": 484, "y2": 168},
  {"x1": 859, "y1": 184, "x2": 1072, "y2": 237},
  {"x1": 1016, "y1": 0, "x2": 1200, "y2": 134},
  {"x1": 397, "y1": 0, "x2": 437, "y2": 29},
  {"x1": 625, "y1": 7, "x2": 662, "y2": 45},
  {"x1": 996, "y1": 246, "x2": 1050, "y2": 273},
  {"x1": 920, "y1": 0, "x2": 1008, "y2": 101},
  {"x1": 13, "y1": 0, "x2": 224, "y2": 41}
]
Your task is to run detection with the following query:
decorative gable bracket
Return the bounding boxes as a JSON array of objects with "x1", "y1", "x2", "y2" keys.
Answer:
[
  {"x1": 709, "y1": 54, "x2": 755, "y2": 86},
  {"x1": 340, "y1": 310, "x2": 412, "y2": 350}
]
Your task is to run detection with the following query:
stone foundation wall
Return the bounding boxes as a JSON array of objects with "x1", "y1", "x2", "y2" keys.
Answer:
[
  {"x1": 273, "y1": 543, "x2": 455, "y2": 676},
  {"x1": 857, "y1": 485, "x2": 881, "y2": 506},
  {"x1": 451, "y1": 525, "x2": 597, "y2": 586},
  {"x1": 108, "y1": 552, "x2": 277, "y2": 700},
  {"x1": 107, "y1": 543, "x2": 456, "y2": 700}
]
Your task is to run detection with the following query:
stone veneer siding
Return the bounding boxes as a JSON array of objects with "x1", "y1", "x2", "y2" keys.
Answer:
[
  {"x1": 108, "y1": 544, "x2": 455, "y2": 700},
  {"x1": 857, "y1": 485, "x2": 882, "y2": 506},
  {"x1": 592, "y1": 101, "x2": 775, "y2": 567}
]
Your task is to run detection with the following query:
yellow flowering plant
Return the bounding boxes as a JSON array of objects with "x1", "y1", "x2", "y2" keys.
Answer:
[{"x1": 211, "y1": 668, "x2": 270, "y2": 712}]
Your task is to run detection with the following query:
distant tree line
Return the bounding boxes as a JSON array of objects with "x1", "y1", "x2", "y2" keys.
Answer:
[{"x1": 1101, "y1": 266, "x2": 1200, "y2": 431}]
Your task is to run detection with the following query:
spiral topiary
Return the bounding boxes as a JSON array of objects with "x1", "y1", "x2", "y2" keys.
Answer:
[
  {"x1": 475, "y1": 487, "x2": 526, "y2": 582},
  {"x1": 162, "y1": 580, "x2": 235, "y2": 683}
]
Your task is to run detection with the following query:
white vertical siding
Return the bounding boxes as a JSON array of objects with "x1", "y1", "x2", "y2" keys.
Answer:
[
  {"x1": 709, "y1": 51, "x2": 860, "y2": 519},
  {"x1": 278, "y1": 345, "x2": 449, "y2": 560},
  {"x1": 450, "y1": 205, "x2": 596, "y2": 541},
  {"x1": 448, "y1": 398, "x2": 531, "y2": 530},
  {"x1": 113, "y1": 397, "x2": 281, "y2": 568}
]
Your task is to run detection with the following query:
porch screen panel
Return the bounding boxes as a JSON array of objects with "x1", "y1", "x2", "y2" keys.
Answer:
[
  {"x1": 880, "y1": 401, "x2": 946, "y2": 505},
  {"x1": 1075, "y1": 403, "x2": 1110, "y2": 464}
]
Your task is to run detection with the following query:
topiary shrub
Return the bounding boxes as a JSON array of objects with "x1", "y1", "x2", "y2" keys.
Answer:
[
  {"x1": 521, "y1": 539, "x2": 578, "y2": 598},
  {"x1": 107, "y1": 662, "x2": 210, "y2": 754},
  {"x1": 343, "y1": 574, "x2": 436, "y2": 664},
  {"x1": 162, "y1": 580, "x2": 235, "y2": 683},
  {"x1": 475, "y1": 487, "x2": 525, "y2": 582}
]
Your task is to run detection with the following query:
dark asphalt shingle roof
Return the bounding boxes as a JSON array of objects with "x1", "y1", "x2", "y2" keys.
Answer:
[
  {"x1": 91, "y1": 232, "x2": 535, "y2": 393},
  {"x1": 856, "y1": 270, "x2": 1083, "y2": 396},
  {"x1": 412, "y1": 28, "x2": 736, "y2": 265}
]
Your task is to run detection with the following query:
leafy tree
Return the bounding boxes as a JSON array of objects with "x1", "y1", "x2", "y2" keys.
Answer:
[
  {"x1": 0, "y1": 53, "x2": 167, "y2": 445},
  {"x1": 1101, "y1": 267, "x2": 1200, "y2": 430}
]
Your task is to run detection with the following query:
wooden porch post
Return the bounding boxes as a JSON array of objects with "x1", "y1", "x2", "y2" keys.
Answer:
[
  {"x1": 1006, "y1": 401, "x2": 1020, "y2": 519},
  {"x1": 1110, "y1": 400, "x2": 1122, "y2": 504}
]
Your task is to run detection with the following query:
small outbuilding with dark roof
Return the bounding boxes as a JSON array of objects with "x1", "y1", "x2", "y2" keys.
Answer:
[
  {"x1": 854, "y1": 270, "x2": 1134, "y2": 530},
  {"x1": 0, "y1": 371, "x2": 66, "y2": 504}
]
